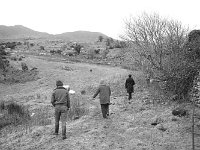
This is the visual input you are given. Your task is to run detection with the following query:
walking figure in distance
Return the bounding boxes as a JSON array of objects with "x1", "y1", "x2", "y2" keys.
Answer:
[
  {"x1": 93, "y1": 79, "x2": 111, "y2": 119},
  {"x1": 51, "y1": 80, "x2": 70, "y2": 140},
  {"x1": 125, "y1": 74, "x2": 135, "y2": 102}
]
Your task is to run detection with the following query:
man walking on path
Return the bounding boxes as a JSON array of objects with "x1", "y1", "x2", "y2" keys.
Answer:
[
  {"x1": 125, "y1": 74, "x2": 135, "y2": 102},
  {"x1": 93, "y1": 79, "x2": 111, "y2": 119},
  {"x1": 51, "y1": 80, "x2": 70, "y2": 140}
]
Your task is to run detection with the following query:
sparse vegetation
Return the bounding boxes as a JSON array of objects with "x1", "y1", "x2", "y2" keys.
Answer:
[
  {"x1": 122, "y1": 12, "x2": 199, "y2": 103},
  {"x1": 0, "y1": 66, "x2": 39, "y2": 84},
  {"x1": 73, "y1": 43, "x2": 82, "y2": 55},
  {"x1": 67, "y1": 95, "x2": 89, "y2": 121},
  {"x1": 0, "y1": 101, "x2": 30, "y2": 130},
  {"x1": 1, "y1": 13, "x2": 200, "y2": 150}
]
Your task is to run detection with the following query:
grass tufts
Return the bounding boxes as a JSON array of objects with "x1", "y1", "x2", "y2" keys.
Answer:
[
  {"x1": 67, "y1": 95, "x2": 89, "y2": 121},
  {"x1": 0, "y1": 101, "x2": 31, "y2": 130}
]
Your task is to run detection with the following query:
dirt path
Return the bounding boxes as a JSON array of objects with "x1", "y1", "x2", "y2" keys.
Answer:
[{"x1": 0, "y1": 56, "x2": 194, "y2": 150}]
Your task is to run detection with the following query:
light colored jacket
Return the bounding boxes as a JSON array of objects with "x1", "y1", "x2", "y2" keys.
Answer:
[{"x1": 93, "y1": 84, "x2": 111, "y2": 104}]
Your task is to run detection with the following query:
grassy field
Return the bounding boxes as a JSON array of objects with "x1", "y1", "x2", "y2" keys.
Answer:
[{"x1": 0, "y1": 54, "x2": 197, "y2": 150}]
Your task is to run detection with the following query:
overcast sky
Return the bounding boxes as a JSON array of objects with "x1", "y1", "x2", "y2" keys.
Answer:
[{"x1": 0, "y1": 0, "x2": 199, "y2": 39}]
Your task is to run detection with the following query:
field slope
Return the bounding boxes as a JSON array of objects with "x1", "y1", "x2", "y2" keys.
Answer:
[{"x1": 0, "y1": 56, "x2": 194, "y2": 150}]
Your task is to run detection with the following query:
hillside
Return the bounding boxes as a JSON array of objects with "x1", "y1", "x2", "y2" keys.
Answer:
[
  {"x1": 55, "y1": 31, "x2": 108, "y2": 42},
  {"x1": 0, "y1": 25, "x2": 51, "y2": 39},
  {"x1": 0, "y1": 25, "x2": 109, "y2": 42},
  {"x1": 0, "y1": 55, "x2": 197, "y2": 150}
]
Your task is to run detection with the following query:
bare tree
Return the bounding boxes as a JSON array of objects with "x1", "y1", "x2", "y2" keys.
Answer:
[{"x1": 122, "y1": 12, "x2": 189, "y2": 80}]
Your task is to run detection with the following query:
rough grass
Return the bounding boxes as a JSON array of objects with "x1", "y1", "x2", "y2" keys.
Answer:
[
  {"x1": 0, "y1": 101, "x2": 30, "y2": 131},
  {"x1": 67, "y1": 94, "x2": 89, "y2": 121},
  {"x1": 0, "y1": 66, "x2": 39, "y2": 84},
  {"x1": 30, "y1": 107, "x2": 52, "y2": 126},
  {"x1": 0, "y1": 93, "x2": 89, "y2": 137}
]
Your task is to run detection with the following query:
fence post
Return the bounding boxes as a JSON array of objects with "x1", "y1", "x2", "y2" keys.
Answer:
[{"x1": 192, "y1": 98, "x2": 195, "y2": 150}]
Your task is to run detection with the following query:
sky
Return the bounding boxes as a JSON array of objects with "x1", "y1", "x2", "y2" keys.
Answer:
[{"x1": 0, "y1": 0, "x2": 200, "y2": 39}]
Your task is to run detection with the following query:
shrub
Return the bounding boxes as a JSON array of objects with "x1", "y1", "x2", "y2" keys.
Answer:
[
  {"x1": 74, "y1": 44, "x2": 82, "y2": 55},
  {"x1": 102, "y1": 49, "x2": 109, "y2": 59},
  {"x1": 98, "y1": 36, "x2": 104, "y2": 42},
  {"x1": 57, "y1": 50, "x2": 62, "y2": 54},
  {"x1": 94, "y1": 49, "x2": 100, "y2": 54},
  {"x1": 81, "y1": 90, "x2": 86, "y2": 95},
  {"x1": 17, "y1": 42, "x2": 22, "y2": 45},
  {"x1": 40, "y1": 46, "x2": 45, "y2": 50},
  {"x1": 6, "y1": 42, "x2": 16, "y2": 49},
  {"x1": 30, "y1": 43, "x2": 34, "y2": 47},
  {"x1": 21, "y1": 62, "x2": 28, "y2": 71},
  {"x1": 61, "y1": 44, "x2": 68, "y2": 51}
]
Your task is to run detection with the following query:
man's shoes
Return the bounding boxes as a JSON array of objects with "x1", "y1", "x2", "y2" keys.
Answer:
[
  {"x1": 62, "y1": 136, "x2": 66, "y2": 140},
  {"x1": 103, "y1": 116, "x2": 110, "y2": 119}
]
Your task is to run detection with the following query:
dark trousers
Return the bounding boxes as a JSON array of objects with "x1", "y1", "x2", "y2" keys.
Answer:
[
  {"x1": 101, "y1": 104, "x2": 109, "y2": 118},
  {"x1": 55, "y1": 105, "x2": 68, "y2": 137},
  {"x1": 128, "y1": 92, "x2": 132, "y2": 100}
]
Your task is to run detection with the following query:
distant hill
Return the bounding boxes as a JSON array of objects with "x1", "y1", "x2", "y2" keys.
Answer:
[
  {"x1": 55, "y1": 31, "x2": 108, "y2": 42},
  {"x1": 0, "y1": 25, "x2": 51, "y2": 39},
  {"x1": 0, "y1": 25, "x2": 109, "y2": 42}
]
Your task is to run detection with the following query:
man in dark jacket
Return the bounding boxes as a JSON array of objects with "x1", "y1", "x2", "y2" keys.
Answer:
[
  {"x1": 93, "y1": 79, "x2": 111, "y2": 119},
  {"x1": 125, "y1": 74, "x2": 135, "y2": 101},
  {"x1": 51, "y1": 80, "x2": 70, "y2": 140}
]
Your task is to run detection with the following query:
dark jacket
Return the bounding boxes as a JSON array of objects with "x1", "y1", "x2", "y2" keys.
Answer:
[
  {"x1": 125, "y1": 77, "x2": 135, "y2": 93},
  {"x1": 51, "y1": 86, "x2": 70, "y2": 108},
  {"x1": 93, "y1": 84, "x2": 111, "y2": 104}
]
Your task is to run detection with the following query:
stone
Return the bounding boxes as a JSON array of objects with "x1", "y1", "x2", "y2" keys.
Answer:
[
  {"x1": 172, "y1": 108, "x2": 187, "y2": 117},
  {"x1": 156, "y1": 124, "x2": 167, "y2": 132}
]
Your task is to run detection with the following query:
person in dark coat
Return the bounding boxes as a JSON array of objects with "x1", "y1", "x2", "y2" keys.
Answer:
[
  {"x1": 51, "y1": 80, "x2": 70, "y2": 140},
  {"x1": 93, "y1": 79, "x2": 111, "y2": 119},
  {"x1": 125, "y1": 74, "x2": 135, "y2": 101}
]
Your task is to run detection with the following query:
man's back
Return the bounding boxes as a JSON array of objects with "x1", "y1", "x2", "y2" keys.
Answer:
[
  {"x1": 93, "y1": 85, "x2": 111, "y2": 104},
  {"x1": 51, "y1": 86, "x2": 70, "y2": 107},
  {"x1": 125, "y1": 77, "x2": 135, "y2": 89}
]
